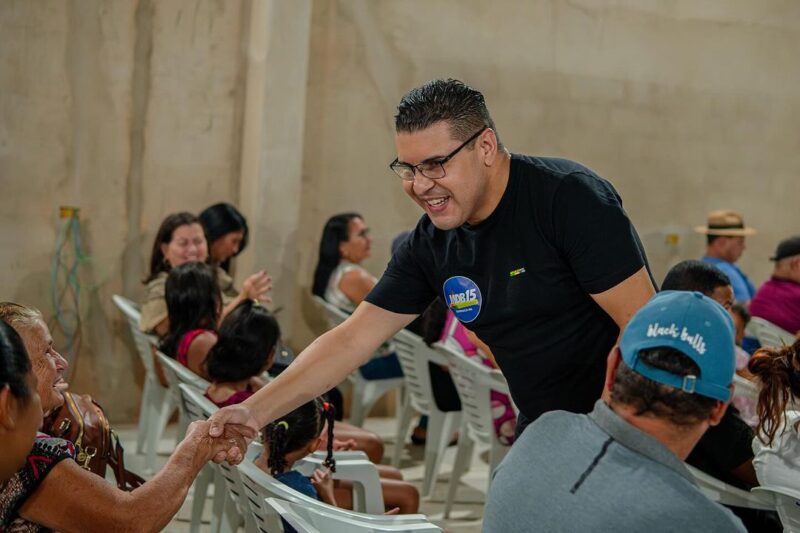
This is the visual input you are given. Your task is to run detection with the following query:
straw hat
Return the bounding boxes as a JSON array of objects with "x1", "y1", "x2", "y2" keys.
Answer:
[{"x1": 694, "y1": 210, "x2": 756, "y2": 236}]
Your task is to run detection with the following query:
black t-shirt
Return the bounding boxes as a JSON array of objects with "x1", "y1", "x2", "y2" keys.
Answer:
[
  {"x1": 366, "y1": 154, "x2": 648, "y2": 421},
  {"x1": 686, "y1": 406, "x2": 755, "y2": 489}
]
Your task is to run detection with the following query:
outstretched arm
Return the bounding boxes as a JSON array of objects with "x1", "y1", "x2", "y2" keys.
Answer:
[{"x1": 208, "y1": 302, "x2": 416, "y2": 451}]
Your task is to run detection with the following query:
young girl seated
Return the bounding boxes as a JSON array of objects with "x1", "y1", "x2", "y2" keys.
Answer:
[
  {"x1": 160, "y1": 262, "x2": 221, "y2": 380},
  {"x1": 255, "y1": 399, "x2": 419, "y2": 514},
  {"x1": 204, "y1": 300, "x2": 280, "y2": 407},
  {"x1": 204, "y1": 301, "x2": 398, "y2": 470}
]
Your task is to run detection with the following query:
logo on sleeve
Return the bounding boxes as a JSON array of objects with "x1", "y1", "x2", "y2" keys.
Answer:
[{"x1": 443, "y1": 276, "x2": 482, "y2": 323}]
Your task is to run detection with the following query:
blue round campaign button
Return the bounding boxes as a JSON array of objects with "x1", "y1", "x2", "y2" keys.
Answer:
[{"x1": 442, "y1": 276, "x2": 483, "y2": 323}]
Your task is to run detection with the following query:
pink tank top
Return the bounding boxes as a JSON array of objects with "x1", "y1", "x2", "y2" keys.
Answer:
[
  {"x1": 204, "y1": 388, "x2": 255, "y2": 408},
  {"x1": 176, "y1": 329, "x2": 214, "y2": 367}
]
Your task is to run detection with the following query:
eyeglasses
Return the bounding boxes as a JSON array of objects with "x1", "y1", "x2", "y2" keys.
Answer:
[{"x1": 389, "y1": 127, "x2": 487, "y2": 182}]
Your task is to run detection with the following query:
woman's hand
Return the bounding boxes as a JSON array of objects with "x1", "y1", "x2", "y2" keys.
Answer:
[
  {"x1": 241, "y1": 270, "x2": 272, "y2": 303},
  {"x1": 310, "y1": 466, "x2": 337, "y2": 506},
  {"x1": 207, "y1": 404, "x2": 260, "y2": 464}
]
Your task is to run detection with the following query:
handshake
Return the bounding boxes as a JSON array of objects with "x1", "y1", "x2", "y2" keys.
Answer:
[{"x1": 178, "y1": 404, "x2": 261, "y2": 468}]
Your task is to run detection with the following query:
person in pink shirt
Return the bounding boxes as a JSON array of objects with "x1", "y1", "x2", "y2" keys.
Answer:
[{"x1": 750, "y1": 236, "x2": 800, "y2": 336}]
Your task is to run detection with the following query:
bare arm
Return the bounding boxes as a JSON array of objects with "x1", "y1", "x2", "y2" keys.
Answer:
[
  {"x1": 19, "y1": 421, "x2": 246, "y2": 533},
  {"x1": 185, "y1": 331, "x2": 217, "y2": 380},
  {"x1": 210, "y1": 302, "x2": 415, "y2": 439},
  {"x1": 339, "y1": 269, "x2": 377, "y2": 306},
  {"x1": 591, "y1": 267, "x2": 655, "y2": 401},
  {"x1": 590, "y1": 266, "x2": 655, "y2": 337}
]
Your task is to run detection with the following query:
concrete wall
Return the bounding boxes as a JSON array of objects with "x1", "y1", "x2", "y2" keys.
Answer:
[{"x1": 1, "y1": 0, "x2": 798, "y2": 420}]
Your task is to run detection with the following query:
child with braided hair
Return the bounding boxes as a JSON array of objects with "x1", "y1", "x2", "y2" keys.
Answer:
[
  {"x1": 255, "y1": 398, "x2": 420, "y2": 514},
  {"x1": 748, "y1": 338, "x2": 800, "y2": 493}
]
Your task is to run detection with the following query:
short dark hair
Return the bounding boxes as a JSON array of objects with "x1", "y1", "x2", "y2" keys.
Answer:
[
  {"x1": 612, "y1": 347, "x2": 718, "y2": 426},
  {"x1": 311, "y1": 213, "x2": 362, "y2": 298},
  {"x1": 731, "y1": 302, "x2": 751, "y2": 325},
  {"x1": 0, "y1": 320, "x2": 32, "y2": 400},
  {"x1": 199, "y1": 203, "x2": 249, "y2": 273},
  {"x1": 661, "y1": 260, "x2": 731, "y2": 296},
  {"x1": 159, "y1": 262, "x2": 221, "y2": 358},
  {"x1": 394, "y1": 79, "x2": 503, "y2": 149},
  {"x1": 206, "y1": 300, "x2": 281, "y2": 383},
  {"x1": 145, "y1": 212, "x2": 202, "y2": 283}
]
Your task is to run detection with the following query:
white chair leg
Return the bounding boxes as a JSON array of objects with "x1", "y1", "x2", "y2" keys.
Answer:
[
  {"x1": 155, "y1": 389, "x2": 176, "y2": 444},
  {"x1": 136, "y1": 377, "x2": 155, "y2": 454},
  {"x1": 391, "y1": 396, "x2": 415, "y2": 467},
  {"x1": 422, "y1": 409, "x2": 458, "y2": 498},
  {"x1": 444, "y1": 427, "x2": 474, "y2": 519},
  {"x1": 487, "y1": 439, "x2": 510, "y2": 494},
  {"x1": 210, "y1": 469, "x2": 226, "y2": 533},
  {"x1": 144, "y1": 389, "x2": 166, "y2": 473},
  {"x1": 349, "y1": 380, "x2": 367, "y2": 427},
  {"x1": 190, "y1": 464, "x2": 214, "y2": 533}
]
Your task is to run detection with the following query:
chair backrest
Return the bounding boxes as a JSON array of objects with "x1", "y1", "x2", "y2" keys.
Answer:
[
  {"x1": 434, "y1": 342, "x2": 509, "y2": 443},
  {"x1": 752, "y1": 485, "x2": 800, "y2": 532},
  {"x1": 687, "y1": 465, "x2": 774, "y2": 510},
  {"x1": 733, "y1": 374, "x2": 759, "y2": 402},
  {"x1": 392, "y1": 329, "x2": 448, "y2": 415},
  {"x1": 237, "y1": 450, "x2": 428, "y2": 525},
  {"x1": 113, "y1": 294, "x2": 158, "y2": 375},
  {"x1": 313, "y1": 295, "x2": 350, "y2": 328},
  {"x1": 156, "y1": 351, "x2": 210, "y2": 393},
  {"x1": 264, "y1": 497, "x2": 442, "y2": 533},
  {"x1": 750, "y1": 317, "x2": 796, "y2": 349}
]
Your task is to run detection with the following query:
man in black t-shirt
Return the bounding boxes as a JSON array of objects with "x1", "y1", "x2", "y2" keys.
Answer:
[{"x1": 207, "y1": 79, "x2": 656, "y2": 451}]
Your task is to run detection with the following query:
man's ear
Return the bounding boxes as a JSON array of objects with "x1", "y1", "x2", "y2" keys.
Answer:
[
  {"x1": 0, "y1": 385, "x2": 18, "y2": 431},
  {"x1": 604, "y1": 347, "x2": 623, "y2": 393},
  {"x1": 708, "y1": 385, "x2": 734, "y2": 426},
  {"x1": 481, "y1": 128, "x2": 500, "y2": 167}
]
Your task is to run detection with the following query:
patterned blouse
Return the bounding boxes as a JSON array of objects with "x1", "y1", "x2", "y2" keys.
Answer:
[{"x1": 0, "y1": 433, "x2": 75, "y2": 532}]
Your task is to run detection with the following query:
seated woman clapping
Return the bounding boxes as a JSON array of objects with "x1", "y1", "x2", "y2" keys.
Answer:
[
  {"x1": 141, "y1": 212, "x2": 271, "y2": 336},
  {"x1": 255, "y1": 399, "x2": 419, "y2": 514},
  {"x1": 0, "y1": 319, "x2": 247, "y2": 532}
]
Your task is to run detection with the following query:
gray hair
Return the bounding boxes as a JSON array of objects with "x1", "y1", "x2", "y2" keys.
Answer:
[{"x1": 0, "y1": 302, "x2": 44, "y2": 332}]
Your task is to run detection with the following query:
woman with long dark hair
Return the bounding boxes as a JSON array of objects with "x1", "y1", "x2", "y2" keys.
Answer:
[
  {"x1": 159, "y1": 262, "x2": 221, "y2": 379},
  {"x1": 199, "y1": 202, "x2": 249, "y2": 273},
  {"x1": 749, "y1": 339, "x2": 800, "y2": 493},
  {"x1": 312, "y1": 213, "x2": 402, "y2": 380}
]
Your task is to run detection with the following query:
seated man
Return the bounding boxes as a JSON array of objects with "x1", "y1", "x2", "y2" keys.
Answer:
[
  {"x1": 749, "y1": 236, "x2": 800, "y2": 336},
  {"x1": 484, "y1": 291, "x2": 745, "y2": 532},
  {"x1": 696, "y1": 210, "x2": 757, "y2": 303},
  {"x1": 661, "y1": 261, "x2": 782, "y2": 531}
]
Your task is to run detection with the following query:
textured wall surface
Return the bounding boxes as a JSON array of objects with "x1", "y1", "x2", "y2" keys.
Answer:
[{"x1": 1, "y1": 0, "x2": 799, "y2": 420}]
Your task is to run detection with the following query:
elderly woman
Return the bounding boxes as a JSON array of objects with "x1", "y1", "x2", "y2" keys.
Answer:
[
  {"x1": 141, "y1": 212, "x2": 271, "y2": 336},
  {"x1": 0, "y1": 303, "x2": 248, "y2": 532},
  {"x1": 0, "y1": 321, "x2": 41, "y2": 483}
]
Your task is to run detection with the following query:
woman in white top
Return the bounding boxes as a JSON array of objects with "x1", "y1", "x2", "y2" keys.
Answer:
[
  {"x1": 749, "y1": 339, "x2": 800, "y2": 494},
  {"x1": 312, "y1": 213, "x2": 403, "y2": 380}
]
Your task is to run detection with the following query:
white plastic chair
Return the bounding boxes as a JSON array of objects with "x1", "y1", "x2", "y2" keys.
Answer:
[
  {"x1": 264, "y1": 497, "x2": 442, "y2": 533},
  {"x1": 750, "y1": 317, "x2": 797, "y2": 348},
  {"x1": 179, "y1": 384, "x2": 258, "y2": 533},
  {"x1": 686, "y1": 465, "x2": 774, "y2": 510},
  {"x1": 733, "y1": 374, "x2": 760, "y2": 402},
  {"x1": 164, "y1": 365, "x2": 214, "y2": 533},
  {"x1": 292, "y1": 453, "x2": 385, "y2": 514},
  {"x1": 752, "y1": 485, "x2": 800, "y2": 532},
  {"x1": 113, "y1": 294, "x2": 175, "y2": 473},
  {"x1": 238, "y1": 445, "x2": 430, "y2": 527},
  {"x1": 391, "y1": 328, "x2": 461, "y2": 498},
  {"x1": 313, "y1": 296, "x2": 405, "y2": 427},
  {"x1": 433, "y1": 342, "x2": 513, "y2": 518}
]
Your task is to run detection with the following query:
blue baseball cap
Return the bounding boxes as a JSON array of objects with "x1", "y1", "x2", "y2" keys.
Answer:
[{"x1": 620, "y1": 291, "x2": 735, "y2": 402}]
